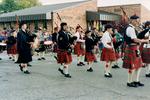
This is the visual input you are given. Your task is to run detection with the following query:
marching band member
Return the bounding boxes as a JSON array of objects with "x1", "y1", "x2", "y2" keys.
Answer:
[
  {"x1": 36, "y1": 27, "x2": 46, "y2": 60},
  {"x1": 101, "y1": 24, "x2": 116, "y2": 78},
  {"x1": 57, "y1": 22, "x2": 75, "y2": 78},
  {"x1": 123, "y1": 15, "x2": 148, "y2": 87},
  {"x1": 85, "y1": 30, "x2": 96, "y2": 72},
  {"x1": 74, "y1": 26, "x2": 85, "y2": 66},
  {"x1": 140, "y1": 21, "x2": 150, "y2": 77},
  {"x1": 17, "y1": 22, "x2": 32, "y2": 74}
]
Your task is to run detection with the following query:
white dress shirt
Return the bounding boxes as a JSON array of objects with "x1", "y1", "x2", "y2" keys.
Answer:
[
  {"x1": 126, "y1": 24, "x2": 137, "y2": 39},
  {"x1": 74, "y1": 32, "x2": 85, "y2": 43},
  {"x1": 101, "y1": 31, "x2": 113, "y2": 48}
]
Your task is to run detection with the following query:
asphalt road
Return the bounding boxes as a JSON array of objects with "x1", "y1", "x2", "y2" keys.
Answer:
[{"x1": 0, "y1": 52, "x2": 150, "y2": 100}]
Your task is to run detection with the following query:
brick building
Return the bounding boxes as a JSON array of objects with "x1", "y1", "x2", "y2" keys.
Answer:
[
  {"x1": 0, "y1": 0, "x2": 97, "y2": 33},
  {"x1": 98, "y1": 0, "x2": 150, "y2": 23}
]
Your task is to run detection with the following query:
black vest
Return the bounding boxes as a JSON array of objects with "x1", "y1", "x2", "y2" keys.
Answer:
[{"x1": 124, "y1": 25, "x2": 138, "y2": 45}]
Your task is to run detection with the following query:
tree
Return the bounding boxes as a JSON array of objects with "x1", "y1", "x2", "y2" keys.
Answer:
[{"x1": 0, "y1": 0, "x2": 41, "y2": 13}]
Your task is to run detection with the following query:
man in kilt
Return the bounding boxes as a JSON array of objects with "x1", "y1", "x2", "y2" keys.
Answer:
[
  {"x1": 123, "y1": 15, "x2": 149, "y2": 87},
  {"x1": 85, "y1": 30, "x2": 96, "y2": 72},
  {"x1": 74, "y1": 25, "x2": 85, "y2": 66},
  {"x1": 140, "y1": 21, "x2": 150, "y2": 77},
  {"x1": 101, "y1": 24, "x2": 116, "y2": 78},
  {"x1": 57, "y1": 22, "x2": 75, "y2": 78}
]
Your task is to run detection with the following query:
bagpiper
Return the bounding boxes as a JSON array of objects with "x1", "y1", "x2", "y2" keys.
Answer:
[
  {"x1": 57, "y1": 22, "x2": 76, "y2": 78},
  {"x1": 123, "y1": 15, "x2": 149, "y2": 87},
  {"x1": 85, "y1": 30, "x2": 96, "y2": 72}
]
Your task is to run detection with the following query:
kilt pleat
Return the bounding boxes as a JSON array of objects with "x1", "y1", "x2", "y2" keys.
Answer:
[
  {"x1": 101, "y1": 48, "x2": 116, "y2": 62},
  {"x1": 57, "y1": 49, "x2": 72, "y2": 64},
  {"x1": 74, "y1": 42, "x2": 85, "y2": 56},
  {"x1": 123, "y1": 45, "x2": 142, "y2": 69},
  {"x1": 85, "y1": 52, "x2": 95, "y2": 62}
]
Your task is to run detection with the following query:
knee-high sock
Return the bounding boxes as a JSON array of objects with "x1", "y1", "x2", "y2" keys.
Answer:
[
  {"x1": 105, "y1": 62, "x2": 109, "y2": 75},
  {"x1": 59, "y1": 64, "x2": 64, "y2": 70},
  {"x1": 128, "y1": 69, "x2": 135, "y2": 83},
  {"x1": 64, "y1": 65, "x2": 69, "y2": 74},
  {"x1": 87, "y1": 62, "x2": 92, "y2": 69},
  {"x1": 42, "y1": 52, "x2": 45, "y2": 58},
  {"x1": 146, "y1": 64, "x2": 150, "y2": 74},
  {"x1": 108, "y1": 62, "x2": 113, "y2": 73},
  {"x1": 77, "y1": 56, "x2": 81, "y2": 63},
  {"x1": 135, "y1": 68, "x2": 141, "y2": 82},
  {"x1": 23, "y1": 64, "x2": 28, "y2": 71},
  {"x1": 81, "y1": 55, "x2": 85, "y2": 63}
]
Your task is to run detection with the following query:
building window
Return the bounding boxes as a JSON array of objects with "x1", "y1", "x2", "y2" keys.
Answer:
[{"x1": 43, "y1": 20, "x2": 47, "y2": 29}]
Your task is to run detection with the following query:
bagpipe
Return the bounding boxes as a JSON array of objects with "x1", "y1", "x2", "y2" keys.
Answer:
[{"x1": 137, "y1": 28, "x2": 150, "y2": 39}]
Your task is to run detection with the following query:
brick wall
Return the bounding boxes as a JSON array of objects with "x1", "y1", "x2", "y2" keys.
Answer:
[{"x1": 53, "y1": 0, "x2": 97, "y2": 33}]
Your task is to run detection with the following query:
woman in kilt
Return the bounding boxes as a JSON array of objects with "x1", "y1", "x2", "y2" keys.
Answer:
[
  {"x1": 123, "y1": 15, "x2": 149, "y2": 87},
  {"x1": 85, "y1": 30, "x2": 96, "y2": 72},
  {"x1": 101, "y1": 24, "x2": 116, "y2": 78},
  {"x1": 74, "y1": 25, "x2": 85, "y2": 66}
]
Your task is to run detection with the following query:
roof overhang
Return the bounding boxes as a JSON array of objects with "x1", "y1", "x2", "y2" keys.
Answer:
[{"x1": 86, "y1": 11, "x2": 121, "y2": 21}]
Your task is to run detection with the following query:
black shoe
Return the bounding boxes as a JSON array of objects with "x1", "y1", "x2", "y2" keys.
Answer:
[
  {"x1": 27, "y1": 63, "x2": 32, "y2": 67},
  {"x1": 64, "y1": 74, "x2": 71, "y2": 78},
  {"x1": 108, "y1": 73, "x2": 112, "y2": 77},
  {"x1": 12, "y1": 59, "x2": 15, "y2": 61},
  {"x1": 77, "y1": 63, "x2": 82, "y2": 66},
  {"x1": 146, "y1": 73, "x2": 150, "y2": 77},
  {"x1": 19, "y1": 65, "x2": 23, "y2": 72},
  {"x1": 87, "y1": 68, "x2": 93, "y2": 72},
  {"x1": 94, "y1": 60, "x2": 98, "y2": 63},
  {"x1": 0, "y1": 58, "x2": 2, "y2": 60},
  {"x1": 80, "y1": 62, "x2": 85, "y2": 66},
  {"x1": 104, "y1": 73, "x2": 112, "y2": 78},
  {"x1": 112, "y1": 65, "x2": 120, "y2": 69},
  {"x1": 127, "y1": 82, "x2": 138, "y2": 87},
  {"x1": 38, "y1": 58, "x2": 41, "y2": 60},
  {"x1": 134, "y1": 81, "x2": 144, "y2": 87},
  {"x1": 9, "y1": 57, "x2": 12, "y2": 59},
  {"x1": 41, "y1": 57, "x2": 46, "y2": 60},
  {"x1": 24, "y1": 70, "x2": 30, "y2": 74},
  {"x1": 58, "y1": 68, "x2": 64, "y2": 75}
]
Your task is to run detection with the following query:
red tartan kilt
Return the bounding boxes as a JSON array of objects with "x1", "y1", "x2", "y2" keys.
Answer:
[
  {"x1": 74, "y1": 42, "x2": 85, "y2": 56},
  {"x1": 141, "y1": 48, "x2": 150, "y2": 63},
  {"x1": 7, "y1": 44, "x2": 17, "y2": 54},
  {"x1": 123, "y1": 46, "x2": 142, "y2": 70},
  {"x1": 57, "y1": 49, "x2": 72, "y2": 64},
  {"x1": 101, "y1": 48, "x2": 116, "y2": 62},
  {"x1": 85, "y1": 52, "x2": 95, "y2": 62}
]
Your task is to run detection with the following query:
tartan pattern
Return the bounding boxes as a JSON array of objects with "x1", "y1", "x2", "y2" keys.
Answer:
[
  {"x1": 7, "y1": 44, "x2": 17, "y2": 54},
  {"x1": 123, "y1": 46, "x2": 142, "y2": 69},
  {"x1": 57, "y1": 49, "x2": 72, "y2": 64},
  {"x1": 74, "y1": 42, "x2": 85, "y2": 56},
  {"x1": 141, "y1": 48, "x2": 150, "y2": 63},
  {"x1": 85, "y1": 52, "x2": 95, "y2": 62},
  {"x1": 101, "y1": 48, "x2": 116, "y2": 62}
]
